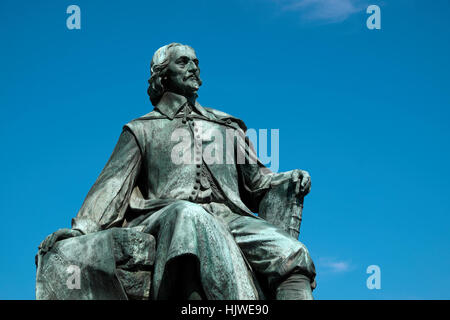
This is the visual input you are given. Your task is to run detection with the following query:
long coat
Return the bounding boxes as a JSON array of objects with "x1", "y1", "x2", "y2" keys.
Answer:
[
  {"x1": 70, "y1": 92, "x2": 300, "y2": 299},
  {"x1": 72, "y1": 91, "x2": 294, "y2": 235}
]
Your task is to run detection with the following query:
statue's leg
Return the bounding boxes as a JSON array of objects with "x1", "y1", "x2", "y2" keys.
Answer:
[
  {"x1": 134, "y1": 200, "x2": 259, "y2": 300},
  {"x1": 227, "y1": 215, "x2": 316, "y2": 300},
  {"x1": 274, "y1": 273, "x2": 313, "y2": 300}
]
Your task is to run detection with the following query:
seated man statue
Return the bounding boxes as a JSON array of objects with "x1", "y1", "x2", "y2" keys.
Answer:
[{"x1": 37, "y1": 43, "x2": 316, "y2": 300}]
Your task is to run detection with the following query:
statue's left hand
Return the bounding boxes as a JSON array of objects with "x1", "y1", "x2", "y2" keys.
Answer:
[
  {"x1": 292, "y1": 169, "x2": 311, "y2": 196},
  {"x1": 38, "y1": 228, "x2": 83, "y2": 254}
]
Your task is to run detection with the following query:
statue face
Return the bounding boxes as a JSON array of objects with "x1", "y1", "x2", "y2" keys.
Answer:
[{"x1": 166, "y1": 46, "x2": 201, "y2": 97}]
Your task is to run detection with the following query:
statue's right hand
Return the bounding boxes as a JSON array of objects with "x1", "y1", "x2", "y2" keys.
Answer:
[{"x1": 38, "y1": 228, "x2": 83, "y2": 254}]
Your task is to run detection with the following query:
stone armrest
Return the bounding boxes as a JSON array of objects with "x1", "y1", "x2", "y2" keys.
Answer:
[{"x1": 35, "y1": 228, "x2": 155, "y2": 300}]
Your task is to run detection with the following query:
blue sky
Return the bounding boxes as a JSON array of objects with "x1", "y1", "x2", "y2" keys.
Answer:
[{"x1": 1, "y1": 0, "x2": 449, "y2": 299}]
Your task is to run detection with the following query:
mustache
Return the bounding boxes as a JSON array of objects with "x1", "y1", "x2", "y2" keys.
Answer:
[
  {"x1": 184, "y1": 73, "x2": 200, "y2": 81},
  {"x1": 184, "y1": 73, "x2": 202, "y2": 86}
]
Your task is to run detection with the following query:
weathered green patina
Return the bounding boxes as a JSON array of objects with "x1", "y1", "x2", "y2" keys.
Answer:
[{"x1": 36, "y1": 43, "x2": 316, "y2": 300}]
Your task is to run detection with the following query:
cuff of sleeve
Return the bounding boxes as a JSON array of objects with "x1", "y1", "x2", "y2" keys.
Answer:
[
  {"x1": 71, "y1": 217, "x2": 101, "y2": 235},
  {"x1": 269, "y1": 170, "x2": 295, "y2": 187}
]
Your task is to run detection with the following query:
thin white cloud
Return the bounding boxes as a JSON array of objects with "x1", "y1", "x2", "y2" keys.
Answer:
[
  {"x1": 324, "y1": 260, "x2": 350, "y2": 272},
  {"x1": 319, "y1": 257, "x2": 352, "y2": 273},
  {"x1": 273, "y1": 0, "x2": 368, "y2": 23}
]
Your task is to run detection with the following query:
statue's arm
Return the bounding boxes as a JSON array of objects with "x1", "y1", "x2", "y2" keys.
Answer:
[
  {"x1": 235, "y1": 127, "x2": 310, "y2": 212},
  {"x1": 71, "y1": 127, "x2": 142, "y2": 235}
]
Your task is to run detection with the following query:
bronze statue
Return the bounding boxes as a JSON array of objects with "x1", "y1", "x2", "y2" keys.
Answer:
[{"x1": 37, "y1": 43, "x2": 316, "y2": 300}]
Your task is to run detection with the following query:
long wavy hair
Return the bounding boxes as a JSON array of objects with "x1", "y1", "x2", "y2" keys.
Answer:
[{"x1": 147, "y1": 43, "x2": 195, "y2": 106}]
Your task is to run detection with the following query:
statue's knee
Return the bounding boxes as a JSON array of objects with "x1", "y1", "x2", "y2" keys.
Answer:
[
  {"x1": 294, "y1": 241, "x2": 311, "y2": 258},
  {"x1": 300, "y1": 243, "x2": 309, "y2": 255},
  {"x1": 292, "y1": 243, "x2": 316, "y2": 280}
]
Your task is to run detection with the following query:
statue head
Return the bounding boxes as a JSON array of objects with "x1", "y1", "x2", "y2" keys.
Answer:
[{"x1": 147, "y1": 43, "x2": 202, "y2": 105}]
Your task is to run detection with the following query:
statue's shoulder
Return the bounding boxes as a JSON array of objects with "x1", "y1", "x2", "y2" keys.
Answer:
[
  {"x1": 202, "y1": 106, "x2": 247, "y2": 131},
  {"x1": 128, "y1": 109, "x2": 166, "y2": 123},
  {"x1": 123, "y1": 109, "x2": 165, "y2": 140},
  {"x1": 124, "y1": 109, "x2": 164, "y2": 127}
]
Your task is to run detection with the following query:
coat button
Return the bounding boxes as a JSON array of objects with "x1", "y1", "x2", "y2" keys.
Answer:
[{"x1": 200, "y1": 176, "x2": 210, "y2": 189}]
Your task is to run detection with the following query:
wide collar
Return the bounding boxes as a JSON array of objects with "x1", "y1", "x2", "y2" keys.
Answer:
[{"x1": 155, "y1": 91, "x2": 210, "y2": 120}]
